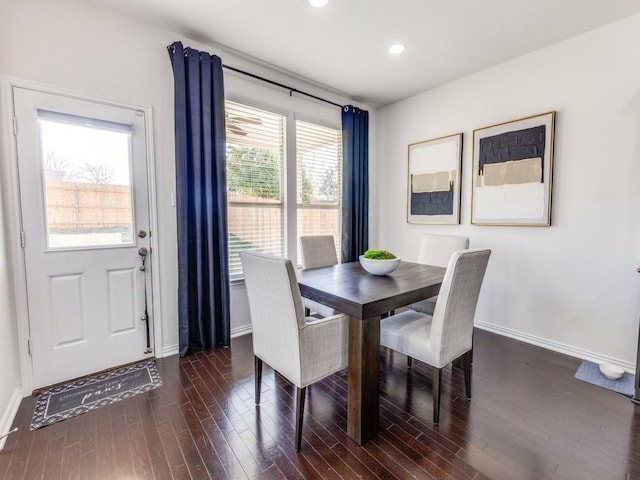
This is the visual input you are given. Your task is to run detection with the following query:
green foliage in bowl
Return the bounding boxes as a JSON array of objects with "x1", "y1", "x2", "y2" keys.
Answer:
[{"x1": 363, "y1": 249, "x2": 397, "y2": 260}]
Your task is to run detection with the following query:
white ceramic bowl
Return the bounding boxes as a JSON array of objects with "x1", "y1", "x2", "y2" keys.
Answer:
[
  {"x1": 598, "y1": 362, "x2": 624, "y2": 380},
  {"x1": 359, "y1": 255, "x2": 401, "y2": 275}
]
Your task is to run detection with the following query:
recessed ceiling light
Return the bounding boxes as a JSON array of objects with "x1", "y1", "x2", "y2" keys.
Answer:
[
  {"x1": 388, "y1": 43, "x2": 405, "y2": 55},
  {"x1": 309, "y1": 0, "x2": 328, "y2": 7}
]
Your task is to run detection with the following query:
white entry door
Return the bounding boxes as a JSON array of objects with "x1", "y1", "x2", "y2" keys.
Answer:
[{"x1": 13, "y1": 87, "x2": 154, "y2": 389}]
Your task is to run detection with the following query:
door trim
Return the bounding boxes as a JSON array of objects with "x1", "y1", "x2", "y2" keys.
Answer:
[{"x1": 0, "y1": 75, "x2": 163, "y2": 394}]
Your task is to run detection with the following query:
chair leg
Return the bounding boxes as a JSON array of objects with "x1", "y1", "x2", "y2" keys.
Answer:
[
  {"x1": 407, "y1": 356, "x2": 413, "y2": 368},
  {"x1": 453, "y1": 345, "x2": 474, "y2": 369},
  {"x1": 462, "y1": 350, "x2": 472, "y2": 399},
  {"x1": 452, "y1": 354, "x2": 463, "y2": 369},
  {"x1": 254, "y1": 356, "x2": 263, "y2": 405},
  {"x1": 295, "y1": 386, "x2": 307, "y2": 451},
  {"x1": 432, "y1": 367, "x2": 442, "y2": 425}
]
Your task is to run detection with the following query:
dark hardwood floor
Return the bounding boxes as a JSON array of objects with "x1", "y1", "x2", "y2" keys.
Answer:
[{"x1": 1, "y1": 329, "x2": 639, "y2": 479}]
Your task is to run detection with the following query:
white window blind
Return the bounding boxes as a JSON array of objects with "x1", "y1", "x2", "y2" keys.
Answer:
[
  {"x1": 296, "y1": 120, "x2": 342, "y2": 264},
  {"x1": 226, "y1": 101, "x2": 286, "y2": 278}
]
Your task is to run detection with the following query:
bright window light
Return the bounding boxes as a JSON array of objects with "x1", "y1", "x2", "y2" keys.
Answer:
[{"x1": 309, "y1": 0, "x2": 328, "y2": 7}]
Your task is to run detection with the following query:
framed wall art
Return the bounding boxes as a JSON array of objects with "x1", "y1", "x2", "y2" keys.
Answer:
[
  {"x1": 471, "y1": 111, "x2": 556, "y2": 226},
  {"x1": 407, "y1": 133, "x2": 462, "y2": 225}
]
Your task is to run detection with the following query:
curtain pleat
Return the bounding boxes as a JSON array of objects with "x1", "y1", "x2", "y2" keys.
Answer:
[
  {"x1": 168, "y1": 41, "x2": 230, "y2": 356},
  {"x1": 341, "y1": 105, "x2": 369, "y2": 263}
]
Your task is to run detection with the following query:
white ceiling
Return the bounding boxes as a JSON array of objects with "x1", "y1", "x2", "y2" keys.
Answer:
[{"x1": 90, "y1": 0, "x2": 640, "y2": 107}]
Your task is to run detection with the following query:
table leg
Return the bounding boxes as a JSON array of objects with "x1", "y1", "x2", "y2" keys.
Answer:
[{"x1": 347, "y1": 315, "x2": 380, "y2": 445}]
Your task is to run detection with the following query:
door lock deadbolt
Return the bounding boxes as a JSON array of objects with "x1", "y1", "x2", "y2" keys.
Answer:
[{"x1": 137, "y1": 230, "x2": 147, "y2": 238}]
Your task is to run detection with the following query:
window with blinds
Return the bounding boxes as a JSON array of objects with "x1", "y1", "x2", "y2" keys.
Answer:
[
  {"x1": 226, "y1": 101, "x2": 286, "y2": 278},
  {"x1": 296, "y1": 120, "x2": 342, "y2": 264}
]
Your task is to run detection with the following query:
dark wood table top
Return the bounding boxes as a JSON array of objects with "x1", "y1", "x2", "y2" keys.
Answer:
[{"x1": 297, "y1": 260, "x2": 446, "y2": 319}]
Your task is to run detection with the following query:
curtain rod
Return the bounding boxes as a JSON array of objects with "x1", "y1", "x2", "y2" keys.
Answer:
[{"x1": 222, "y1": 64, "x2": 344, "y2": 109}]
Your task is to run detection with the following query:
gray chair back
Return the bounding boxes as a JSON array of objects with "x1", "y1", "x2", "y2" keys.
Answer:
[
  {"x1": 299, "y1": 235, "x2": 338, "y2": 269},
  {"x1": 240, "y1": 251, "x2": 305, "y2": 384},
  {"x1": 418, "y1": 233, "x2": 469, "y2": 267},
  {"x1": 430, "y1": 249, "x2": 491, "y2": 366}
]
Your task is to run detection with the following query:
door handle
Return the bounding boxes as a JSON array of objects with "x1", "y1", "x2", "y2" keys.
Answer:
[{"x1": 138, "y1": 247, "x2": 148, "y2": 271}]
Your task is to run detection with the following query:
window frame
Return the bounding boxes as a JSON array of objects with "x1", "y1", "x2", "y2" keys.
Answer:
[
  {"x1": 224, "y1": 95, "x2": 342, "y2": 280},
  {"x1": 225, "y1": 98, "x2": 287, "y2": 281},
  {"x1": 294, "y1": 118, "x2": 342, "y2": 265}
]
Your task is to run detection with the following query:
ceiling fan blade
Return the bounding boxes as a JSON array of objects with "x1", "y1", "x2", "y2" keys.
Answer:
[
  {"x1": 228, "y1": 124, "x2": 248, "y2": 136},
  {"x1": 228, "y1": 115, "x2": 262, "y2": 125}
]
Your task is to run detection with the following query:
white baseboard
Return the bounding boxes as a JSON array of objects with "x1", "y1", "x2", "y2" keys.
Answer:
[
  {"x1": 475, "y1": 320, "x2": 636, "y2": 372},
  {"x1": 164, "y1": 321, "x2": 633, "y2": 372},
  {"x1": 231, "y1": 324, "x2": 252, "y2": 338},
  {"x1": 161, "y1": 344, "x2": 179, "y2": 358},
  {"x1": 159, "y1": 325, "x2": 252, "y2": 358},
  {"x1": 0, "y1": 387, "x2": 22, "y2": 451}
]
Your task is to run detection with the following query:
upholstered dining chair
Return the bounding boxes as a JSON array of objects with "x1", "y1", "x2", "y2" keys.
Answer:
[
  {"x1": 299, "y1": 235, "x2": 339, "y2": 317},
  {"x1": 300, "y1": 235, "x2": 338, "y2": 269},
  {"x1": 409, "y1": 233, "x2": 469, "y2": 315},
  {"x1": 240, "y1": 250, "x2": 348, "y2": 451},
  {"x1": 381, "y1": 248, "x2": 491, "y2": 424}
]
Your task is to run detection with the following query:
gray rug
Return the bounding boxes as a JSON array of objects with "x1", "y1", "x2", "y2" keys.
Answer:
[
  {"x1": 574, "y1": 360, "x2": 635, "y2": 397},
  {"x1": 31, "y1": 360, "x2": 162, "y2": 430}
]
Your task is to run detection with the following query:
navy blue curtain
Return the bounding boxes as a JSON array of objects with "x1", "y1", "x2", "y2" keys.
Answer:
[
  {"x1": 341, "y1": 105, "x2": 369, "y2": 263},
  {"x1": 167, "y1": 41, "x2": 230, "y2": 356}
]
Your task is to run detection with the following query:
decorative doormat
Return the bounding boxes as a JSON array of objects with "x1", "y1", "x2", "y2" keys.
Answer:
[
  {"x1": 31, "y1": 360, "x2": 162, "y2": 430},
  {"x1": 574, "y1": 360, "x2": 635, "y2": 397}
]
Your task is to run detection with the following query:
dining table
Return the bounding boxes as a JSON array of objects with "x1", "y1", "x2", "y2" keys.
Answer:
[{"x1": 297, "y1": 260, "x2": 446, "y2": 445}]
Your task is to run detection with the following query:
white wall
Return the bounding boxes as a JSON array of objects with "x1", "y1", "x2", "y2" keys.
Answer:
[
  {"x1": 0, "y1": 0, "x2": 360, "y2": 409},
  {"x1": 375, "y1": 14, "x2": 640, "y2": 368},
  {"x1": 0, "y1": 185, "x2": 21, "y2": 447}
]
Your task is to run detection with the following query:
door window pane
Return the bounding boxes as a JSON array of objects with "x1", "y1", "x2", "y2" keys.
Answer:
[{"x1": 38, "y1": 111, "x2": 134, "y2": 249}]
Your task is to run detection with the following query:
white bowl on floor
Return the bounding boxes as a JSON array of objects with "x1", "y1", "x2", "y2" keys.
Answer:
[{"x1": 598, "y1": 362, "x2": 624, "y2": 380}]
